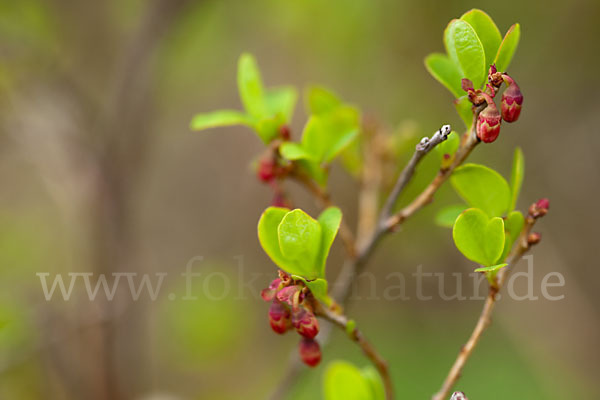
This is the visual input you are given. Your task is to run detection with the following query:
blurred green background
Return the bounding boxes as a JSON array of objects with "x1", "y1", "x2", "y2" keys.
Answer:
[{"x1": 0, "y1": 0, "x2": 599, "y2": 399}]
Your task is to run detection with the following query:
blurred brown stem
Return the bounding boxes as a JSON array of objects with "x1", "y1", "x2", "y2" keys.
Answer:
[{"x1": 431, "y1": 215, "x2": 539, "y2": 400}]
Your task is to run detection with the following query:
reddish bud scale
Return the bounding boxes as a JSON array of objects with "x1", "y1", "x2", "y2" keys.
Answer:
[
  {"x1": 298, "y1": 338, "x2": 321, "y2": 367},
  {"x1": 261, "y1": 278, "x2": 282, "y2": 302},
  {"x1": 500, "y1": 74, "x2": 523, "y2": 122},
  {"x1": 292, "y1": 307, "x2": 320, "y2": 339},
  {"x1": 529, "y1": 198, "x2": 550, "y2": 218},
  {"x1": 268, "y1": 301, "x2": 291, "y2": 334},
  {"x1": 476, "y1": 97, "x2": 502, "y2": 143},
  {"x1": 279, "y1": 125, "x2": 291, "y2": 141},
  {"x1": 257, "y1": 158, "x2": 278, "y2": 182}
]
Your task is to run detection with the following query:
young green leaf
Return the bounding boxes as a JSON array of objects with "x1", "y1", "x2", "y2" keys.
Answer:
[
  {"x1": 424, "y1": 53, "x2": 464, "y2": 98},
  {"x1": 361, "y1": 366, "x2": 386, "y2": 400},
  {"x1": 474, "y1": 263, "x2": 507, "y2": 272},
  {"x1": 255, "y1": 114, "x2": 286, "y2": 144},
  {"x1": 494, "y1": 23, "x2": 520, "y2": 72},
  {"x1": 302, "y1": 106, "x2": 360, "y2": 163},
  {"x1": 316, "y1": 207, "x2": 342, "y2": 277},
  {"x1": 280, "y1": 142, "x2": 315, "y2": 161},
  {"x1": 460, "y1": 9, "x2": 502, "y2": 68},
  {"x1": 509, "y1": 147, "x2": 525, "y2": 211},
  {"x1": 190, "y1": 110, "x2": 252, "y2": 131},
  {"x1": 453, "y1": 208, "x2": 505, "y2": 266},
  {"x1": 265, "y1": 86, "x2": 298, "y2": 122},
  {"x1": 306, "y1": 85, "x2": 342, "y2": 115},
  {"x1": 454, "y1": 95, "x2": 474, "y2": 129},
  {"x1": 451, "y1": 163, "x2": 511, "y2": 217},
  {"x1": 237, "y1": 53, "x2": 267, "y2": 119},
  {"x1": 324, "y1": 361, "x2": 373, "y2": 400},
  {"x1": 258, "y1": 207, "x2": 297, "y2": 273},
  {"x1": 292, "y1": 275, "x2": 331, "y2": 306},
  {"x1": 499, "y1": 210, "x2": 525, "y2": 262},
  {"x1": 444, "y1": 19, "x2": 487, "y2": 88},
  {"x1": 278, "y1": 209, "x2": 322, "y2": 263},
  {"x1": 435, "y1": 204, "x2": 467, "y2": 228}
]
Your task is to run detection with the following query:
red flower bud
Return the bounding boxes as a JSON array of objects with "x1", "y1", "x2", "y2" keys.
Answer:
[
  {"x1": 527, "y1": 232, "x2": 542, "y2": 245},
  {"x1": 529, "y1": 198, "x2": 549, "y2": 218},
  {"x1": 292, "y1": 307, "x2": 320, "y2": 339},
  {"x1": 298, "y1": 338, "x2": 321, "y2": 367},
  {"x1": 276, "y1": 285, "x2": 301, "y2": 306},
  {"x1": 279, "y1": 125, "x2": 291, "y2": 141},
  {"x1": 476, "y1": 94, "x2": 502, "y2": 143},
  {"x1": 261, "y1": 278, "x2": 282, "y2": 302},
  {"x1": 257, "y1": 158, "x2": 277, "y2": 182},
  {"x1": 268, "y1": 301, "x2": 291, "y2": 334},
  {"x1": 500, "y1": 74, "x2": 523, "y2": 122}
]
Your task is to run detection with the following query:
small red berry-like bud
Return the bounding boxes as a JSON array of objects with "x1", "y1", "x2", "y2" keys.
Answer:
[
  {"x1": 268, "y1": 301, "x2": 291, "y2": 334},
  {"x1": 476, "y1": 94, "x2": 502, "y2": 143},
  {"x1": 298, "y1": 338, "x2": 321, "y2": 367},
  {"x1": 527, "y1": 232, "x2": 542, "y2": 245},
  {"x1": 279, "y1": 125, "x2": 291, "y2": 141},
  {"x1": 261, "y1": 278, "x2": 282, "y2": 302},
  {"x1": 292, "y1": 307, "x2": 320, "y2": 339},
  {"x1": 257, "y1": 158, "x2": 277, "y2": 182},
  {"x1": 528, "y1": 198, "x2": 549, "y2": 218},
  {"x1": 500, "y1": 74, "x2": 523, "y2": 122}
]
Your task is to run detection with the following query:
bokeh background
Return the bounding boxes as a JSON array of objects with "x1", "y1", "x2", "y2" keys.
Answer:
[{"x1": 1, "y1": 0, "x2": 599, "y2": 399}]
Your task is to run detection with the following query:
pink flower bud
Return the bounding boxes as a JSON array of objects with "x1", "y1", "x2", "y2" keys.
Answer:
[
  {"x1": 257, "y1": 158, "x2": 277, "y2": 182},
  {"x1": 527, "y1": 232, "x2": 542, "y2": 245},
  {"x1": 476, "y1": 94, "x2": 502, "y2": 143},
  {"x1": 298, "y1": 338, "x2": 321, "y2": 367},
  {"x1": 500, "y1": 74, "x2": 523, "y2": 122},
  {"x1": 292, "y1": 307, "x2": 320, "y2": 339},
  {"x1": 529, "y1": 198, "x2": 549, "y2": 218},
  {"x1": 261, "y1": 278, "x2": 282, "y2": 302},
  {"x1": 536, "y1": 198, "x2": 550, "y2": 210},
  {"x1": 276, "y1": 285, "x2": 301, "y2": 306},
  {"x1": 268, "y1": 300, "x2": 291, "y2": 334}
]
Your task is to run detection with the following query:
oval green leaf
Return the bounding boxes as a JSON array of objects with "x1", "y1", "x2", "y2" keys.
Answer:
[
  {"x1": 324, "y1": 361, "x2": 372, "y2": 400},
  {"x1": 451, "y1": 163, "x2": 511, "y2": 217},
  {"x1": 316, "y1": 207, "x2": 342, "y2": 277},
  {"x1": 453, "y1": 208, "x2": 505, "y2": 267},
  {"x1": 237, "y1": 53, "x2": 267, "y2": 119},
  {"x1": 494, "y1": 23, "x2": 520, "y2": 72},
  {"x1": 265, "y1": 85, "x2": 298, "y2": 122},
  {"x1": 444, "y1": 19, "x2": 487, "y2": 88},
  {"x1": 424, "y1": 53, "x2": 464, "y2": 98},
  {"x1": 190, "y1": 110, "x2": 252, "y2": 131},
  {"x1": 278, "y1": 209, "x2": 322, "y2": 263},
  {"x1": 435, "y1": 204, "x2": 467, "y2": 228},
  {"x1": 460, "y1": 9, "x2": 502, "y2": 68},
  {"x1": 509, "y1": 147, "x2": 525, "y2": 211},
  {"x1": 306, "y1": 85, "x2": 342, "y2": 115},
  {"x1": 499, "y1": 210, "x2": 525, "y2": 262}
]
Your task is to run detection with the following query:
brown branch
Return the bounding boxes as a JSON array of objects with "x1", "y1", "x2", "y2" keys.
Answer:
[
  {"x1": 432, "y1": 215, "x2": 540, "y2": 400},
  {"x1": 315, "y1": 305, "x2": 393, "y2": 400}
]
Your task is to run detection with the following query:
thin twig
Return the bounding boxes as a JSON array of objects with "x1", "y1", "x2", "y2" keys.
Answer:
[
  {"x1": 431, "y1": 215, "x2": 539, "y2": 400},
  {"x1": 315, "y1": 305, "x2": 393, "y2": 400}
]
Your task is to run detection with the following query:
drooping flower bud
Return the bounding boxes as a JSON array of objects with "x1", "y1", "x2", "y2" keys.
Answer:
[
  {"x1": 268, "y1": 300, "x2": 291, "y2": 334},
  {"x1": 500, "y1": 74, "x2": 523, "y2": 122},
  {"x1": 298, "y1": 338, "x2": 321, "y2": 367},
  {"x1": 528, "y1": 198, "x2": 549, "y2": 218},
  {"x1": 276, "y1": 285, "x2": 301, "y2": 306},
  {"x1": 476, "y1": 94, "x2": 502, "y2": 143},
  {"x1": 261, "y1": 278, "x2": 282, "y2": 302},
  {"x1": 257, "y1": 157, "x2": 278, "y2": 182},
  {"x1": 292, "y1": 307, "x2": 320, "y2": 339}
]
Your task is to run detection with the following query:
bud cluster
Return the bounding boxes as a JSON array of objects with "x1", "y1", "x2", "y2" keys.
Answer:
[
  {"x1": 526, "y1": 198, "x2": 549, "y2": 246},
  {"x1": 261, "y1": 271, "x2": 322, "y2": 367},
  {"x1": 462, "y1": 64, "x2": 524, "y2": 144}
]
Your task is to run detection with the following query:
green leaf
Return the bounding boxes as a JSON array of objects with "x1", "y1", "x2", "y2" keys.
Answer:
[
  {"x1": 302, "y1": 106, "x2": 360, "y2": 163},
  {"x1": 453, "y1": 208, "x2": 505, "y2": 266},
  {"x1": 509, "y1": 147, "x2": 525, "y2": 211},
  {"x1": 306, "y1": 85, "x2": 342, "y2": 115},
  {"x1": 190, "y1": 110, "x2": 252, "y2": 131},
  {"x1": 280, "y1": 142, "x2": 315, "y2": 161},
  {"x1": 474, "y1": 263, "x2": 507, "y2": 272},
  {"x1": 424, "y1": 53, "x2": 464, "y2": 98},
  {"x1": 499, "y1": 210, "x2": 525, "y2": 262},
  {"x1": 238, "y1": 53, "x2": 267, "y2": 119},
  {"x1": 278, "y1": 209, "x2": 322, "y2": 265},
  {"x1": 324, "y1": 361, "x2": 372, "y2": 400},
  {"x1": 258, "y1": 207, "x2": 297, "y2": 273},
  {"x1": 435, "y1": 204, "x2": 467, "y2": 228},
  {"x1": 292, "y1": 276, "x2": 331, "y2": 306},
  {"x1": 494, "y1": 23, "x2": 520, "y2": 72},
  {"x1": 265, "y1": 86, "x2": 298, "y2": 122},
  {"x1": 316, "y1": 207, "x2": 342, "y2": 277},
  {"x1": 460, "y1": 9, "x2": 502, "y2": 68},
  {"x1": 444, "y1": 19, "x2": 487, "y2": 88},
  {"x1": 361, "y1": 366, "x2": 386, "y2": 400},
  {"x1": 451, "y1": 163, "x2": 511, "y2": 217},
  {"x1": 255, "y1": 114, "x2": 285, "y2": 144},
  {"x1": 454, "y1": 95, "x2": 474, "y2": 129}
]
